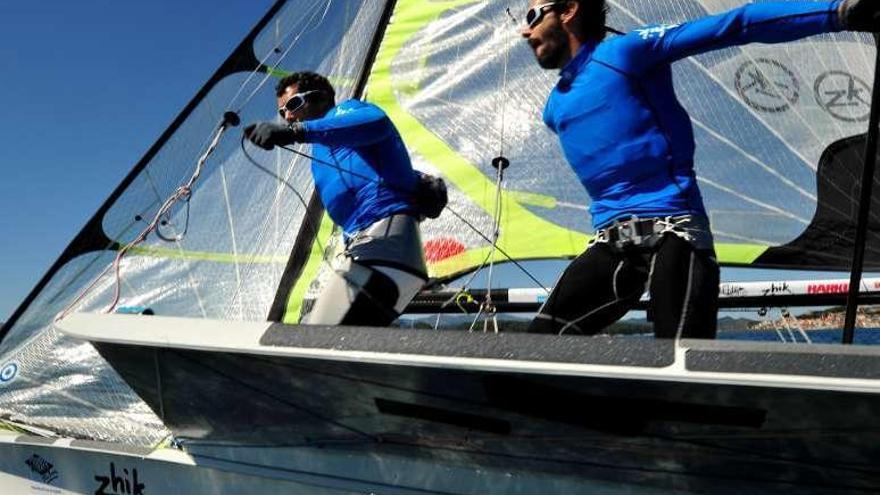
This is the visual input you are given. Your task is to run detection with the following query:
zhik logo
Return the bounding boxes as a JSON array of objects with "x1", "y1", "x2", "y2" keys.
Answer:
[{"x1": 94, "y1": 462, "x2": 145, "y2": 495}]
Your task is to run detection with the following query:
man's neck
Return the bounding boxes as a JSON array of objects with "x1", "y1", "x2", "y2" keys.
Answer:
[{"x1": 562, "y1": 31, "x2": 588, "y2": 67}]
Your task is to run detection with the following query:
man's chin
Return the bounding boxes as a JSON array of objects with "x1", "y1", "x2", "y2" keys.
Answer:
[{"x1": 536, "y1": 51, "x2": 565, "y2": 70}]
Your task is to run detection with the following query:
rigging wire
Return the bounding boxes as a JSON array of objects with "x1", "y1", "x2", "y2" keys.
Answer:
[
  {"x1": 243, "y1": 135, "x2": 550, "y2": 326},
  {"x1": 230, "y1": 0, "x2": 335, "y2": 112},
  {"x1": 275, "y1": 143, "x2": 548, "y2": 292},
  {"x1": 240, "y1": 138, "x2": 415, "y2": 324},
  {"x1": 465, "y1": 2, "x2": 519, "y2": 333},
  {"x1": 43, "y1": 0, "x2": 333, "y2": 321},
  {"x1": 240, "y1": 139, "x2": 325, "y2": 256},
  {"x1": 55, "y1": 114, "x2": 240, "y2": 321},
  {"x1": 56, "y1": 1, "x2": 550, "y2": 326}
]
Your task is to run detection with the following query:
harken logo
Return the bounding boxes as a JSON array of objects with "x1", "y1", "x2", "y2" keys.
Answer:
[
  {"x1": 815, "y1": 70, "x2": 871, "y2": 122},
  {"x1": 25, "y1": 454, "x2": 59, "y2": 484},
  {"x1": 735, "y1": 58, "x2": 799, "y2": 113},
  {"x1": 0, "y1": 362, "x2": 18, "y2": 384},
  {"x1": 94, "y1": 462, "x2": 145, "y2": 495}
]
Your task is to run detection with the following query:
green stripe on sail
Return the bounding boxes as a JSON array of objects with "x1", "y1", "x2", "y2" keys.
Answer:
[
  {"x1": 113, "y1": 240, "x2": 765, "y2": 275},
  {"x1": 507, "y1": 190, "x2": 558, "y2": 209},
  {"x1": 715, "y1": 243, "x2": 767, "y2": 264},
  {"x1": 367, "y1": 0, "x2": 588, "y2": 279},
  {"x1": 125, "y1": 246, "x2": 288, "y2": 264},
  {"x1": 265, "y1": 66, "x2": 291, "y2": 78},
  {"x1": 282, "y1": 213, "x2": 335, "y2": 324}
]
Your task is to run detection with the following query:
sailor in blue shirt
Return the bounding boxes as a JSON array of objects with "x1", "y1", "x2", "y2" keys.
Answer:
[
  {"x1": 245, "y1": 72, "x2": 434, "y2": 326},
  {"x1": 521, "y1": 0, "x2": 878, "y2": 338}
]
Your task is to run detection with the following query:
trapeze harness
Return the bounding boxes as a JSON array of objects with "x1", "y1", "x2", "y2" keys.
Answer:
[
  {"x1": 529, "y1": 1, "x2": 842, "y2": 337},
  {"x1": 300, "y1": 213, "x2": 428, "y2": 326}
]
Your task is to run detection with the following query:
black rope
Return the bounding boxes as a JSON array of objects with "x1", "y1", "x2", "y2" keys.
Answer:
[
  {"x1": 240, "y1": 137, "x2": 325, "y2": 255},
  {"x1": 274, "y1": 143, "x2": 548, "y2": 291},
  {"x1": 240, "y1": 137, "x2": 412, "y2": 323},
  {"x1": 155, "y1": 194, "x2": 191, "y2": 242}
]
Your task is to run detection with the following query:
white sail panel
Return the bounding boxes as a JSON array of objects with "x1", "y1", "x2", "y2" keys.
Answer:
[
  {"x1": 371, "y1": 0, "x2": 877, "y2": 279},
  {"x1": 0, "y1": 0, "x2": 392, "y2": 444}
]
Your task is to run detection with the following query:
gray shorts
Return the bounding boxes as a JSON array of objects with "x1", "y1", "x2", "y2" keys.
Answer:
[{"x1": 299, "y1": 214, "x2": 427, "y2": 325}]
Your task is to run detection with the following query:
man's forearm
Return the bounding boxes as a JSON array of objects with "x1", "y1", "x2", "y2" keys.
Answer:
[
  {"x1": 650, "y1": 2, "x2": 843, "y2": 65},
  {"x1": 302, "y1": 107, "x2": 393, "y2": 147}
]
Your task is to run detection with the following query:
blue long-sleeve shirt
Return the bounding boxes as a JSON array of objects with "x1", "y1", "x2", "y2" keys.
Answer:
[
  {"x1": 543, "y1": 1, "x2": 843, "y2": 230},
  {"x1": 301, "y1": 99, "x2": 418, "y2": 235}
]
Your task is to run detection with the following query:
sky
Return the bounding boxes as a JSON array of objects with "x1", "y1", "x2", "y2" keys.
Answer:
[
  {"x1": 0, "y1": 1, "x2": 275, "y2": 321},
  {"x1": 0, "y1": 1, "x2": 859, "y2": 324}
]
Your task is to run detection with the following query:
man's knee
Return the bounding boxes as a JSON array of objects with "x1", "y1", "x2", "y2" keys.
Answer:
[{"x1": 340, "y1": 266, "x2": 401, "y2": 326}]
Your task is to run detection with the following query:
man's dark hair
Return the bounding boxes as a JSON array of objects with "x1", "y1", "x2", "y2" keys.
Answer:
[
  {"x1": 275, "y1": 71, "x2": 336, "y2": 103},
  {"x1": 563, "y1": 0, "x2": 608, "y2": 42}
]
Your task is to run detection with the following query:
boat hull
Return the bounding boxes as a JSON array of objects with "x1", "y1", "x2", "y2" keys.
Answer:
[{"x1": 55, "y1": 314, "x2": 880, "y2": 494}]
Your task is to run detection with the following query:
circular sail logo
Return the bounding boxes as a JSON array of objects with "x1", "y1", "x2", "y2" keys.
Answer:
[
  {"x1": 735, "y1": 58, "x2": 799, "y2": 113},
  {"x1": 0, "y1": 362, "x2": 19, "y2": 384},
  {"x1": 814, "y1": 71, "x2": 871, "y2": 122}
]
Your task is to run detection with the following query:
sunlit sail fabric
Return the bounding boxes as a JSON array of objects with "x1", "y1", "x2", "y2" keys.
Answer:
[
  {"x1": 367, "y1": 0, "x2": 878, "y2": 281},
  {"x1": 0, "y1": 0, "x2": 391, "y2": 444}
]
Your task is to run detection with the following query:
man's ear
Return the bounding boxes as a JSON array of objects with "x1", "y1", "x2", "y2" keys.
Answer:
[
  {"x1": 559, "y1": 1, "x2": 581, "y2": 30},
  {"x1": 317, "y1": 97, "x2": 335, "y2": 117}
]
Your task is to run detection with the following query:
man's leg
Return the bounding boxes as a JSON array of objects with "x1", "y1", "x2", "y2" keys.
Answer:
[
  {"x1": 301, "y1": 257, "x2": 424, "y2": 326},
  {"x1": 649, "y1": 234, "x2": 720, "y2": 339},
  {"x1": 528, "y1": 243, "x2": 647, "y2": 335}
]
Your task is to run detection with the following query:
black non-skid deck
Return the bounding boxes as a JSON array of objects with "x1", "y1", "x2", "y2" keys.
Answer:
[
  {"x1": 260, "y1": 324, "x2": 676, "y2": 366},
  {"x1": 260, "y1": 323, "x2": 880, "y2": 380}
]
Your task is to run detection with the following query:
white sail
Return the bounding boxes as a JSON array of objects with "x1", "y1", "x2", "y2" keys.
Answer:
[{"x1": 0, "y1": 0, "x2": 392, "y2": 444}]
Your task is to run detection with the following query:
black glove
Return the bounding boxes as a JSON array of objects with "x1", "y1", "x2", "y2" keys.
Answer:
[
  {"x1": 840, "y1": 0, "x2": 880, "y2": 32},
  {"x1": 243, "y1": 122, "x2": 305, "y2": 150}
]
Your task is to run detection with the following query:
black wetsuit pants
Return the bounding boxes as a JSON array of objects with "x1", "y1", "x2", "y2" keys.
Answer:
[{"x1": 528, "y1": 233, "x2": 719, "y2": 338}]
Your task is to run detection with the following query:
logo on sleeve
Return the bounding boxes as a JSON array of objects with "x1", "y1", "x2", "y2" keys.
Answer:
[{"x1": 635, "y1": 24, "x2": 680, "y2": 40}]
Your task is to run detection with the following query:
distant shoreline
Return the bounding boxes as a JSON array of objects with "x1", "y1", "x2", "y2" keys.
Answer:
[{"x1": 749, "y1": 310, "x2": 880, "y2": 331}]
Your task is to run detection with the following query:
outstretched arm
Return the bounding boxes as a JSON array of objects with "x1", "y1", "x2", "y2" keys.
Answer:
[
  {"x1": 244, "y1": 103, "x2": 397, "y2": 152},
  {"x1": 616, "y1": 1, "x2": 843, "y2": 75}
]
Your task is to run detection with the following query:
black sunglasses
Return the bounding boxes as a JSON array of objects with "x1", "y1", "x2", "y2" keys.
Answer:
[
  {"x1": 526, "y1": 2, "x2": 561, "y2": 29},
  {"x1": 278, "y1": 90, "x2": 322, "y2": 118}
]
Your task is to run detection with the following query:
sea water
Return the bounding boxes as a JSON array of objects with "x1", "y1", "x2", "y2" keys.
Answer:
[{"x1": 719, "y1": 328, "x2": 880, "y2": 345}]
